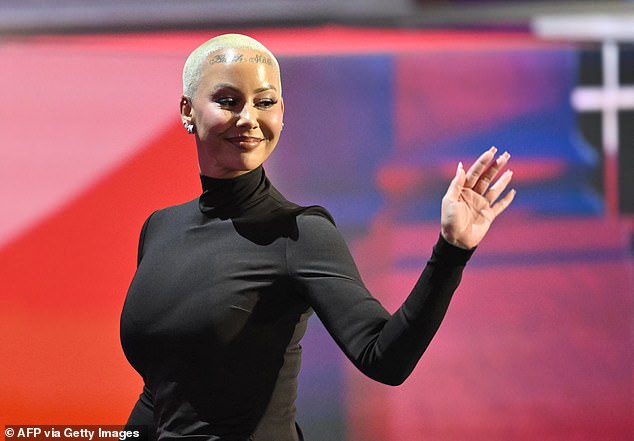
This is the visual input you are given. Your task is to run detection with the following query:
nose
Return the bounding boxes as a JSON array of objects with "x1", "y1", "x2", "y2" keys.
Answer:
[{"x1": 236, "y1": 104, "x2": 258, "y2": 129}]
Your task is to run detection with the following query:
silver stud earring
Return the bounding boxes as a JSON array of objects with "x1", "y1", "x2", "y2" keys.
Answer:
[{"x1": 185, "y1": 123, "x2": 194, "y2": 134}]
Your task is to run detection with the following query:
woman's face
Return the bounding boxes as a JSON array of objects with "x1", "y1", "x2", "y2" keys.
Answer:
[{"x1": 182, "y1": 48, "x2": 284, "y2": 178}]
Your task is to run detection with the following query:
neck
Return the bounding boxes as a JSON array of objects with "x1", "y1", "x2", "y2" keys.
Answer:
[{"x1": 198, "y1": 166, "x2": 267, "y2": 217}]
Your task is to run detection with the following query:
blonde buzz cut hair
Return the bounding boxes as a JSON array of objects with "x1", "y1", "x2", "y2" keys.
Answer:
[{"x1": 182, "y1": 33, "x2": 280, "y2": 99}]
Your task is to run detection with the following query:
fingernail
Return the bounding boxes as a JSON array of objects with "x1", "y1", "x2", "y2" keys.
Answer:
[
  {"x1": 457, "y1": 161, "x2": 463, "y2": 173},
  {"x1": 490, "y1": 146, "x2": 498, "y2": 154}
]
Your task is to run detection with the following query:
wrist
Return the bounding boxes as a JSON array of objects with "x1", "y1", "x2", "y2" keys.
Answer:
[
  {"x1": 435, "y1": 233, "x2": 476, "y2": 264},
  {"x1": 440, "y1": 229, "x2": 474, "y2": 250}
]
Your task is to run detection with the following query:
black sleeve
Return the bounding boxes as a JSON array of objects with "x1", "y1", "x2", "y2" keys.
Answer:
[
  {"x1": 286, "y1": 214, "x2": 474, "y2": 386},
  {"x1": 125, "y1": 385, "x2": 156, "y2": 440}
]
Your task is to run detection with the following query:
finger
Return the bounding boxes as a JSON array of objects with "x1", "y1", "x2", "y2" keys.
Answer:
[
  {"x1": 465, "y1": 146, "x2": 497, "y2": 189},
  {"x1": 473, "y1": 151, "x2": 511, "y2": 195},
  {"x1": 491, "y1": 188, "x2": 517, "y2": 217},
  {"x1": 444, "y1": 161, "x2": 466, "y2": 201},
  {"x1": 485, "y1": 168, "x2": 513, "y2": 203}
]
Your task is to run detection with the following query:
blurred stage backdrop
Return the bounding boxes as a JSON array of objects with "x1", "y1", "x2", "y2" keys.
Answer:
[{"x1": 1, "y1": 28, "x2": 632, "y2": 440}]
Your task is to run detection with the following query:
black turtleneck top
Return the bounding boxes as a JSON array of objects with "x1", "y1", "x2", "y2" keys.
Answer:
[{"x1": 120, "y1": 166, "x2": 473, "y2": 441}]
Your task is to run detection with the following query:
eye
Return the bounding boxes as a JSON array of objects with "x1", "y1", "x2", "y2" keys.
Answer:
[
  {"x1": 215, "y1": 97, "x2": 239, "y2": 108},
  {"x1": 256, "y1": 98, "x2": 278, "y2": 109}
]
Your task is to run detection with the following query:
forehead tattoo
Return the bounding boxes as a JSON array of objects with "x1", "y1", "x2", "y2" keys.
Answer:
[
  {"x1": 182, "y1": 34, "x2": 281, "y2": 98},
  {"x1": 208, "y1": 52, "x2": 274, "y2": 66}
]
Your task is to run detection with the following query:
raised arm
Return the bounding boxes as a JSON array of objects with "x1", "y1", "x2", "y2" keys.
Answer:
[{"x1": 288, "y1": 148, "x2": 515, "y2": 385}]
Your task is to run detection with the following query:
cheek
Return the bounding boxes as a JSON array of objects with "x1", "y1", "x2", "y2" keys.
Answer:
[
  {"x1": 264, "y1": 109, "x2": 284, "y2": 137},
  {"x1": 197, "y1": 106, "x2": 233, "y2": 134}
]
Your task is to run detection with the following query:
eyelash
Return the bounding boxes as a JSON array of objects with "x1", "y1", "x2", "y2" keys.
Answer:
[
  {"x1": 216, "y1": 97, "x2": 238, "y2": 107},
  {"x1": 214, "y1": 97, "x2": 277, "y2": 109},
  {"x1": 257, "y1": 99, "x2": 277, "y2": 109}
]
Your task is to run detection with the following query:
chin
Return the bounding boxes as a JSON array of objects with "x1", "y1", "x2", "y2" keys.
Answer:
[{"x1": 240, "y1": 151, "x2": 271, "y2": 169}]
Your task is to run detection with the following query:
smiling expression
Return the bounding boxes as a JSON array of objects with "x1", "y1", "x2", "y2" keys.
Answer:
[{"x1": 181, "y1": 48, "x2": 284, "y2": 179}]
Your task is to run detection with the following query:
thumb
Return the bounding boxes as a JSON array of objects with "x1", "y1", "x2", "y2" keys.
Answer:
[{"x1": 444, "y1": 162, "x2": 465, "y2": 201}]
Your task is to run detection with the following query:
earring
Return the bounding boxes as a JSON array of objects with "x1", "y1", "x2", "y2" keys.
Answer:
[{"x1": 185, "y1": 123, "x2": 194, "y2": 134}]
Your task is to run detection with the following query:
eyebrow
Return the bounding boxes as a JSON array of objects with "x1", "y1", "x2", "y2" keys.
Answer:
[
  {"x1": 255, "y1": 83, "x2": 278, "y2": 93},
  {"x1": 212, "y1": 83, "x2": 278, "y2": 94}
]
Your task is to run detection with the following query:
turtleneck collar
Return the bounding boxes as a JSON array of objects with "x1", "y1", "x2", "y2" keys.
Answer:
[{"x1": 198, "y1": 166, "x2": 269, "y2": 218}]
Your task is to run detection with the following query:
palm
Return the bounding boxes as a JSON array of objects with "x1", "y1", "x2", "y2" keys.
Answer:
[{"x1": 441, "y1": 148, "x2": 516, "y2": 249}]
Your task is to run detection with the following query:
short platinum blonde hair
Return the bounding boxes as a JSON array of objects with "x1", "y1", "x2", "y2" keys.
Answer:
[{"x1": 182, "y1": 33, "x2": 280, "y2": 99}]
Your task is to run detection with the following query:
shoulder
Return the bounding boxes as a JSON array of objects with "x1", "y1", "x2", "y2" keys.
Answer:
[
  {"x1": 285, "y1": 206, "x2": 361, "y2": 279},
  {"x1": 294, "y1": 206, "x2": 336, "y2": 230},
  {"x1": 291, "y1": 207, "x2": 349, "y2": 252},
  {"x1": 152, "y1": 197, "x2": 198, "y2": 217},
  {"x1": 141, "y1": 198, "x2": 199, "y2": 232},
  {"x1": 268, "y1": 205, "x2": 338, "y2": 242}
]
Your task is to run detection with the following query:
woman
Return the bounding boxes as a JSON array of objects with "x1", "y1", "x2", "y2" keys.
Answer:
[{"x1": 120, "y1": 34, "x2": 515, "y2": 441}]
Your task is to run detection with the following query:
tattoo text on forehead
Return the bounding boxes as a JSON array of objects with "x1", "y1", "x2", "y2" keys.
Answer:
[{"x1": 208, "y1": 52, "x2": 273, "y2": 66}]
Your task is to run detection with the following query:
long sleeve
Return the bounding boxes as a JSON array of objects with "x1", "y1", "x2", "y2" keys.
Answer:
[
  {"x1": 286, "y1": 214, "x2": 473, "y2": 386},
  {"x1": 125, "y1": 386, "x2": 156, "y2": 440}
]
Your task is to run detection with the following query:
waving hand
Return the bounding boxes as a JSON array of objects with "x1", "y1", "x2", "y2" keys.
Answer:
[{"x1": 441, "y1": 147, "x2": 516, "y2": 249}]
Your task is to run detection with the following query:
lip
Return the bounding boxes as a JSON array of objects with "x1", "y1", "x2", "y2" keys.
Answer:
[{"x1": 225, "y1": 136, "x2": 264, "y2": 150}]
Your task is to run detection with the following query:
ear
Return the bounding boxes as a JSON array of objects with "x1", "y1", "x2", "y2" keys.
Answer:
[{"x1": 180, "y1": 95, "x2": 193, "y2": 125}]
